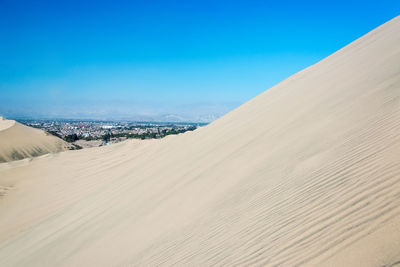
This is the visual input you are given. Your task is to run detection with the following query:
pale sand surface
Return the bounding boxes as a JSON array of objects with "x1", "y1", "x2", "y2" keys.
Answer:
[
  {"x1": 73, "y1": 139, "x2": 105, "y2": 148},
  {"x1": 0, "y1": 16, "x2": 400, "y2": 266},
  {"x1": 0, "y1": 118, "x2": 15, "y2": 131},
  {"x1": 0, "y1": 120, "x2": 71, "y2": 163}
]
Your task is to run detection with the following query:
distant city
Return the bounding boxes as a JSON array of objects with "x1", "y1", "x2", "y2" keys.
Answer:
[{"x1": 19, "y1": 119, "x2": 207, "y2": 149}]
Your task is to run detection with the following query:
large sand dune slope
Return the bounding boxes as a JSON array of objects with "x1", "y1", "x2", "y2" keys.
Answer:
[
  {"x1": 1, "y1": 16, "x2": 400, "y2": 266},
  {"x1": 0, "y1": 118, "x2": 70, "y2": 163}
]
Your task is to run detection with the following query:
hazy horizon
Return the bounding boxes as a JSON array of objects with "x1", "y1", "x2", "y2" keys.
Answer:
[{"x1": 1, "y1": 0, "x2": 399, "y2": 122}]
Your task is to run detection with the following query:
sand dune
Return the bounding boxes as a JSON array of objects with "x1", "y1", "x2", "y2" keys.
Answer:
[
  {"x1": 0, "y1": 117, "x2": 15, "y2": 131},
  {"x1": 0, "y1": 16, "x2": 400, "y2": 266},
  {"x1": 0, "y1": 118, "x2": 71, "y2": 163}
]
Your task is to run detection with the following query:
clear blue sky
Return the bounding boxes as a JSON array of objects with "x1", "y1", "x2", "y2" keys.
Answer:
[{"x1": 1, "y1": 0, "x2": 399, "y2": 121}]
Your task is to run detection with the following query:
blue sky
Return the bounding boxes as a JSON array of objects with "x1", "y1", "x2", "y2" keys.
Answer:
[{"x1": 1, "y1": 0, "x2": 399, "y2": 121}]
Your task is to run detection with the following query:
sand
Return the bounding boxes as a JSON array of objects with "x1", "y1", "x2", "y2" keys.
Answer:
[
  {"x1": 0, "y1": 119, "x2": 71, "y2": 163},
  {"x1": 73, "y1": 139, "x2": 105, "y2": 148},
  {"x1": 0, "y1": 117, "x2": 15, "y2": 131},
  {"x1": 0, "y1": 16, "x2": 400, "y2": 266}
]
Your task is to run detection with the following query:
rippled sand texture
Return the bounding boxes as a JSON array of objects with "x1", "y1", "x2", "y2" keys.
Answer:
[{"x1": 0, "y1": 16, "x2": 399, "y2": 266}]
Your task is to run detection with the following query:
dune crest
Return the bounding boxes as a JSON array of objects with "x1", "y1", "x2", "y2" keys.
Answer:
[
  {"x1": 0, "y1": 117, "x2": 15, "y2": 131},
  {"x1": 0, "y1": 118, "x2": 71, "y2": 163},
  {"x1": 0, "y1": 16, "x2": 400, "y2": 266}
]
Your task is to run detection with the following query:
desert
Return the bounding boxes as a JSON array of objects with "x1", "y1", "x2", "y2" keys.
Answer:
[{"x1": 0, "y1": 15, "x2": 399, "y2": 266}]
